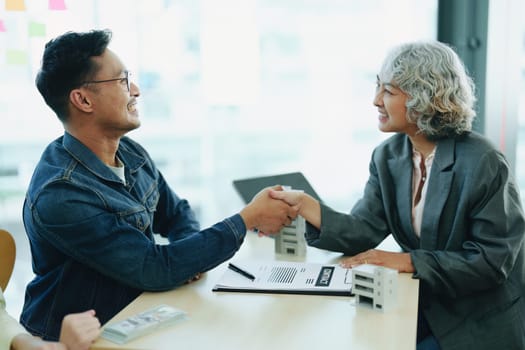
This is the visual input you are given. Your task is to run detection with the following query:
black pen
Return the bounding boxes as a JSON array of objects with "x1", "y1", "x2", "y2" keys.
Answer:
[{"x1": 228, "y1": 263, "x2": 256, "y2": 281}]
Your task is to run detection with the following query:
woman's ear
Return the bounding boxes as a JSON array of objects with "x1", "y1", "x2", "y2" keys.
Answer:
[{"x1": 69, "y1": 88, "x2": 93, "y2": 112}]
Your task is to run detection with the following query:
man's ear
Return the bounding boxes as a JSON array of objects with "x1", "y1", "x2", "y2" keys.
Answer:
[{"x1": 69, "y1": 88, "x2": 93, "y2": 112}]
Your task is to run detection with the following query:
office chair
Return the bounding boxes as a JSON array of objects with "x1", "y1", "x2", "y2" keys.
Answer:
[{"x1": 0, "y1": 229, "x2": 16, "y2": 291}]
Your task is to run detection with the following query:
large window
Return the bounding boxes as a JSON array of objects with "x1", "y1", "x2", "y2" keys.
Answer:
[
  {"x1": 516, "y1": 16, "x2": 525, "y2": 200},
  {"x1": 484, "y1": 0, "x2": 524, "y2": 202},
  {"x1": 0, "y1": 0, "x2": 438, "y2": 227}
]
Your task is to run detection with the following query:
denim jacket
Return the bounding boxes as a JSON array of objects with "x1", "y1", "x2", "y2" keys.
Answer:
[{"x1": 21, "y1": 132, "x2": 246, "y2": 340}]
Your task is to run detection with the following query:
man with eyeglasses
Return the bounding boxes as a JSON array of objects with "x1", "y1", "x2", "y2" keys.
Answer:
[{"x1": 20, "y1": 29, "x2": 297, "y2": 341}]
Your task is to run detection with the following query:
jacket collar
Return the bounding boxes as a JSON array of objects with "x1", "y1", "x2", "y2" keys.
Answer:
[
  {"x1": 432, "y1": 137, "x2": 455, "y2": 173},
  {"x1": 419, "y1": 136, "x2": 456, "y2": 249},
  {"x1": 62, "y1": 132, "x2": 146, "y2": 183},
  {"x1": 387, "y1": 135, "x2": 457, "y2": 249}
]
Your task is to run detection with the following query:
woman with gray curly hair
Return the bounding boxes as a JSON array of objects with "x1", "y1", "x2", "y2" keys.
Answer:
[
  {"x1": 270, "y1": 41, "x2": 525, "y2": 350},
  {"x1": 379, "y1": 41, "x2": 476, "y2": 140}
]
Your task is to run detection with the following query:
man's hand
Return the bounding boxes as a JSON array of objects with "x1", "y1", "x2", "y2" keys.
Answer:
[
  {"x1": 340, "y1": 249, "x2": 415, "y2": 273},
  {"x1": 240, "y1": 186, "x2": 298, "y2": 234},
  {"x1": 185, "y1": 272, "x2": 204, "y2": 284},
  {"x1": 59, "y1": 310, "x2": 101, "y2": 350}
]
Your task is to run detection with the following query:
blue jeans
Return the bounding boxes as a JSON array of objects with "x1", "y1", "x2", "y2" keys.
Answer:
[
  {"x1": 417, "y1": 309, "x2": 441, "y2": 350},
  {"x1": 417, "y1": 335, "x2": 441, "y2": 350}
]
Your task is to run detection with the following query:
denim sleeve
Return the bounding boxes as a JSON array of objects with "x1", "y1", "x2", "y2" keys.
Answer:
[
  {"x1": 152, "y1": 171, "x2": 201, "y2": 242},
  {"x1": 29, "y1": 182, "x2": 247, "y2": 291}
]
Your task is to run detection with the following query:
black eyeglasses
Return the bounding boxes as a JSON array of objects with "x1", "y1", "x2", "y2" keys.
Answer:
[{"x1": 82, "y1": 71, "x2": 131, "y2": 92}]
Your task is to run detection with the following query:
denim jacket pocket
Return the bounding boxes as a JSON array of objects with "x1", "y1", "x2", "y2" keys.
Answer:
[
  {"x1": 120, "y1": 207, "x2": 151, "y2": 232},
  {"x1": 144, "y1": 188, "x2": 159, "y2": 212},
  {"x1": 120, "y1": 186, "x2": 159, "y2": 232}
]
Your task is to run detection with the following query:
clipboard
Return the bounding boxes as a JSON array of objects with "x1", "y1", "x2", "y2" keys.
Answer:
[{"x1": 212, "y1": 260, "x2": 352, "y2": 296}]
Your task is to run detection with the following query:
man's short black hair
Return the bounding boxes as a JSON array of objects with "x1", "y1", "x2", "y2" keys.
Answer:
[{"x1": 36, "y1": 29, "x2": 112, "y2": 122}]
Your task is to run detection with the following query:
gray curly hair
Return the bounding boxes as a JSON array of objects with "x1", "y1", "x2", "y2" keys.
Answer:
[{"x1": 379, "y1": 41, "x2": 476, "y2": 139}]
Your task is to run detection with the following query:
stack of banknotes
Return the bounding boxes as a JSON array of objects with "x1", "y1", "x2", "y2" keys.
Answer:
[{"x1": 101, "y1": 304, "x2": 187, "y2": 344}]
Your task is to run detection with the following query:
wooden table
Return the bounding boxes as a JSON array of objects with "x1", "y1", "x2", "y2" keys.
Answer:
[{"x1": 91, "y1": 233, "x2": 419, "y2": 350}]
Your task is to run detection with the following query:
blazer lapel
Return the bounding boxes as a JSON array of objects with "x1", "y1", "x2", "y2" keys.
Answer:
[
  {"x1": 387, "y1": 136, "x2": 420, "y2": 249},
  {"x1": 420, "y1": 138, "x2": 455, "y2": 249}
]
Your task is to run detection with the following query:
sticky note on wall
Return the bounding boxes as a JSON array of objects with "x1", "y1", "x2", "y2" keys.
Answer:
[
  {"x1": 0, "y1": 20, "x2": 6, "y2": 32},
  {"x1": 6, "y1": 0, "x2": 26, "y2": 11},
  {"x1": 49, "y1": 0, "x2": 67, "y2": 10},
  {"x1": 29, "y1": 22, "x2": 46, "y2": 37},
  {"x1": 6, "y1": 50, "x2": 28, "y2": 65}
]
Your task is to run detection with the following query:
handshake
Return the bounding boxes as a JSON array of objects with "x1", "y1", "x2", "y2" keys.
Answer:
[{"x1": 239, "y1": 185, "x2": 307, "y2": 235}]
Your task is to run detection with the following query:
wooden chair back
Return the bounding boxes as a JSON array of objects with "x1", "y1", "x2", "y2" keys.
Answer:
[{"x1": 0, "y1": 229, "x2": 16, "y2": 291}]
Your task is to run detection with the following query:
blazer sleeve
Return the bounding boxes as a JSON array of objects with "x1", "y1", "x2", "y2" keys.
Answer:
[{"x1": 305, "y1": 152, "x2": 391, "y2": 255}]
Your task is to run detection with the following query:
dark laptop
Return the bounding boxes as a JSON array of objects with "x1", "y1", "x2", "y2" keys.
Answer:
[{"x1": 232, "y1": 172, "x2": 322, "y2": 204}]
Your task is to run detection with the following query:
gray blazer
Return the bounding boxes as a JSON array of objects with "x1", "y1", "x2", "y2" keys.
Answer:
[{"x1": 306, "y1": 132, "x2": 525, "y2": 349}]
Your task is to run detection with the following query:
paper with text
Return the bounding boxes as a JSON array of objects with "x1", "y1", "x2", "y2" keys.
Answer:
[{"x1": 213, "y1": 260, "x2": 352, "y2": 296}]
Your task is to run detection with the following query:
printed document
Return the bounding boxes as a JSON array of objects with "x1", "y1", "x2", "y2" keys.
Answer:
[{"x1": 213, "y1": 260, "x2": 352, "y2": 296}]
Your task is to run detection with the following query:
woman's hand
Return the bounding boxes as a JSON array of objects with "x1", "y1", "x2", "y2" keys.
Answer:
[
  {"x1": 269, "y1": 189, "x2": 321, "y2": 229},
  {"x1": 340, "y1": 249, "x2": 415, "y2": 273}
]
